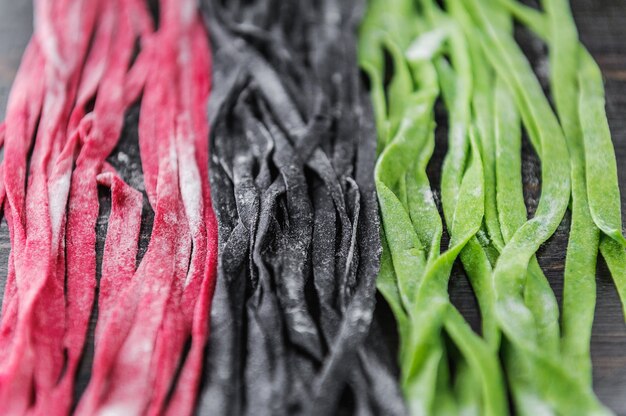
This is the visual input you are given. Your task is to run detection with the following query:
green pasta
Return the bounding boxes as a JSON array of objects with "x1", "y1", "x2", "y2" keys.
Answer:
[
  {"x1": 360, "y1": 0, "x2": 624, "y2": 413},
  {"x1": 361, "y1": 2, "x2": 507, "y2": 415},
  {"x1": 543, "y1": 0, "x2": 599, "y2": 385},
  {"x1": 505, "y1": 0, "x2": 626, "y2": 324},
  {"x1": 459, "y1": 0, "x2": 610, "y2": 412}
]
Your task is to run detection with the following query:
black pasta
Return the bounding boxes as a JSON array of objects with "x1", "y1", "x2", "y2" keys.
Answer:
[{"x1": 199, "y1": 0, "x2": 406, "y2": 414}]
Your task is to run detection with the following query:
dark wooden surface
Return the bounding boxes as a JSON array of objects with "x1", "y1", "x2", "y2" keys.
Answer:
[{"x1": 0, "y1": 0, "x2": 625, "y2": 414}]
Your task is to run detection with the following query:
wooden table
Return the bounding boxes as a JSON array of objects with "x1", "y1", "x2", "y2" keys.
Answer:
[{"x1": 0, "y1": 0, "x2": 624, "y2": 413}]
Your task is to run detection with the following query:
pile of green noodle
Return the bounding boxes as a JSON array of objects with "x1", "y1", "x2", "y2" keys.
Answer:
[{"x1": 359, "y1": 0, "x2": 626, "y2": 414}]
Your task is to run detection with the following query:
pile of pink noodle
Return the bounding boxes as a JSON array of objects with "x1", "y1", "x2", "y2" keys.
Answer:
[{"x1": 0, "y1": 0, "x2": 217, "y2": 414}]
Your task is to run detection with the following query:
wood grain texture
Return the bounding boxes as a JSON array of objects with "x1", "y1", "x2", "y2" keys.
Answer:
[{"x1": 0, "y1": 0, "x2": 624, "y2": 414}]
